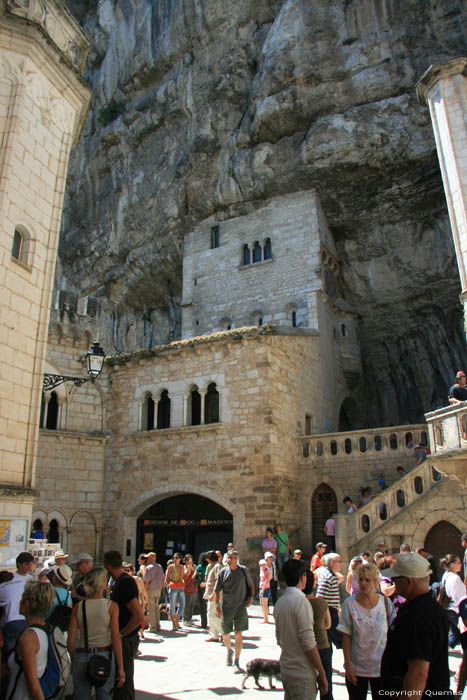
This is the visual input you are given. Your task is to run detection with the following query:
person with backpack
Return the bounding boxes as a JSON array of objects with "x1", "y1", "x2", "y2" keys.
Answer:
[
  {"x1": 46, "y1": 566, "x2": 72, "y2": 625},
  {"x1": 67, "y1": 567, "x2": 125, "y2": 699},
  {"x1": 6, "y1": 581, "x2": 54, "y2": 700}
]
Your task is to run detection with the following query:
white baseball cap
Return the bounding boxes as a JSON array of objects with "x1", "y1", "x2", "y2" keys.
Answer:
[{"x1": 381, "y1": 553, "x2": 431, "y2": 579}]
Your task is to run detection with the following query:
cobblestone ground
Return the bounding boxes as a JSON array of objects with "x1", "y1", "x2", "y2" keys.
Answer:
[{"x1": 134, "y1": 604, "x2": 463, "y2": 699}]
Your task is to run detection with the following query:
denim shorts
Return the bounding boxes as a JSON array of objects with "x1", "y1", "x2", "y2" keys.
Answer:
[{"x1": 260, "y1": 588, "x2": 271, "y2": 599}]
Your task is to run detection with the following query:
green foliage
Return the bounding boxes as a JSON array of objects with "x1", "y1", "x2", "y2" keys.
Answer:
[{"x1": 97, "y1": 100, "x2": 124, "y2": 127}]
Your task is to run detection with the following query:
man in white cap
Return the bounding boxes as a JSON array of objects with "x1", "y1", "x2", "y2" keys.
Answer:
[
  {"x1": 380, "y1": 553, "x2": 450, "y2": 697},
  {"x1": 71, "y1": 553, "x2": 93, "y2": 605}
]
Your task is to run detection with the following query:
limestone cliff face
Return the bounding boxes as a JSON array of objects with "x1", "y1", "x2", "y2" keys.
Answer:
[{"x1": 57, "y1": 0, "x2": 467, "y2": 426}]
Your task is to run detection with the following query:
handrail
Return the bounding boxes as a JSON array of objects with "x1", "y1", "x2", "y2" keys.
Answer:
[
  {"x1": 299, "y1": 423, "x2": 428, "y2": 460},
  {"x1": 345, "y1": 457, "x2": 445, "y2": 543}
]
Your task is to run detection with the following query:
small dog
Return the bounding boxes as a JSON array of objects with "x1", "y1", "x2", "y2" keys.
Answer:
[{"x1": 241, "y1": 659, "x2": 281, "y2": 689}]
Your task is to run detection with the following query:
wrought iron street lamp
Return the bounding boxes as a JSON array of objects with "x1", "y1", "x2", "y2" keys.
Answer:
[{"x1": 43, "y1": 342, "x2": 105, "y2": 392}]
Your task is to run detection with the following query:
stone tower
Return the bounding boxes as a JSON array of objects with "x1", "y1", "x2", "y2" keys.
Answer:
[
  {"x1": 0, "y1": 0, "x2": 90, "y2": 563},
  {"x1": 416, "y1": 57, "x2": 467, "y2": 332}
]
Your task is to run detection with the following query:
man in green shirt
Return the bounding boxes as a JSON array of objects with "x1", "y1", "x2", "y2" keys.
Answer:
[{"x1": 275, "y1": 523, "x2": 290, "y2": 569}]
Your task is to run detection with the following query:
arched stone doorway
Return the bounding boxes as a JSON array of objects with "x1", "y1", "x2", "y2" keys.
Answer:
[
  {"x1": 424, "y1": 521, "x2": 463, "y2": 564},
  {"x1": 137, "y1": 494, "x2": 233, "y2": 568},
  {"x1": 339, "y1": 397, "x2": 363, "y2": 431},
  {"x1": 311, "y1": 484, "x2": 337, "y2": 550}
]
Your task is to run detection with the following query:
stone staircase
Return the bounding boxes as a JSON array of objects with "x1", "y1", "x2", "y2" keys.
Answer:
[{"x1": 335, "y1": 457, "x2": 446, "y2": 558}]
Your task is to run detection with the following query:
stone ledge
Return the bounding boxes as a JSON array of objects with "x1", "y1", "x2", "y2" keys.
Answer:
[
  {"x1": 0, "y1": 484, "x2": 39, "y2": 500},
  {"x1": 132, "y1": 423, "x2": 224, "y2": 440},
  {"x1": 39, "y1": 429, "x2": 107, "y2": 442}
]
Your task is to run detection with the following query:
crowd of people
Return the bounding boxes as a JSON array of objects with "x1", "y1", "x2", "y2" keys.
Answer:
[{"x1": 0, "y1": 527, "x2": 466, "y2": 700}]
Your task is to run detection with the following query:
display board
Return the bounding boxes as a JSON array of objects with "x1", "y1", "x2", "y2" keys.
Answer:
[{"x1": 0, "y1": 518, "x2": 29, "y2": 567}]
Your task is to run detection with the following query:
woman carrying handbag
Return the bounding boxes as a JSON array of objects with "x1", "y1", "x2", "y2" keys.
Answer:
[{"x1": 67, "y1": 567, "x2": 125, "y2": 699}]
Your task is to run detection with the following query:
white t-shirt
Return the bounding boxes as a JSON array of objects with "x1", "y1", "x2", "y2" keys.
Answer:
[
  {"x1": 0, "y1": 573, "x2": 31, "y2": 623},
  {"x1": 442, "y1": 571, "x2": 467, "y2": 612},
  {"x1": 337, "y1": 595, "x2": 396, "y2": 677},
  {"x1": 7, "y1": 627, "x2": 48, "y2": 700}
]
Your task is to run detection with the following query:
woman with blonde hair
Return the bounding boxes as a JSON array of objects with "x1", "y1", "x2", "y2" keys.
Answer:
[
  {"x1": 6, "y1": 581, "x2": 54, "y2": 700},
  {"x1": 67, "y1": 567, "x2": 125, "y2": 699},
  {"x1": 338, "y1": 563, "x2": 395, "y2": 700}
]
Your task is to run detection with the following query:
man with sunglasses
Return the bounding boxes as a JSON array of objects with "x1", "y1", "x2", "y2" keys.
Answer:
[{"x1": 380, "y1": 553, "x2": 450, "y2": 698}]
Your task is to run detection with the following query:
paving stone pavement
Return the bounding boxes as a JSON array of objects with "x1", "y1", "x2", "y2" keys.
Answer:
[{"x1": 134, "y1": 604, "x2": 464, "y2": 699}]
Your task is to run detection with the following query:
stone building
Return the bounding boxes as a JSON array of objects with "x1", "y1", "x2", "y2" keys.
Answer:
[
  {"x1": 33, "y1": 185, "x2": 467, "y2": 569},
  {"x1": 30, "y1": 54, "x2": 467, "y2": 569},
  {"x1": 0, "y1": 0, "x2": 90, "y2": 565}
]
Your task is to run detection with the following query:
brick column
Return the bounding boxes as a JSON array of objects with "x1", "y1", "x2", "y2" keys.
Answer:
[{"x1": 416, "y1": 58, "x2": 467, "y2": 328}]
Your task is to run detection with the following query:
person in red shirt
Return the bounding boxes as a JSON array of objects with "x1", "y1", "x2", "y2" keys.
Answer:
[{"x1": 310, "y1": 543, "x2": 327, "y2": 572}]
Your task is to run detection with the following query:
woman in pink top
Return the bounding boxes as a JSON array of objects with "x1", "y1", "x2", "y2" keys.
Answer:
[
  {"x1": 259, "y1": 559, "x2": 272, "y2": 623},
  {"x1": 262, "y1": 527, "x2": 277, "y2": 556}
]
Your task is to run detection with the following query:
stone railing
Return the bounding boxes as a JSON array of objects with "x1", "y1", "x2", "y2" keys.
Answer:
[
  {"x1": 343, "y1": 457, "x2": 445, "y2": 544},
  {"x1": 425, "y1": 402, "x2": 467, "y2": 454},
  {"x1": 5, "y1": 0, "x2": 89, "y2": 73},
  {"x1": 299, "y1": 424, "x2": 428, "y2": 461}
]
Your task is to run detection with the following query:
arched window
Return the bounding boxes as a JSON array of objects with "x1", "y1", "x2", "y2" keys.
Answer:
[
  {"x1": 142, "y1": 393, "x2": 155, "y2": 430},
  {"x1": 390, "y1": 433, "x2": 398, "y2": 450},
  {"x1": 250, "y1": 311, "x2": 264, "y2": 327},
  {"x1": 46, "y1": 391, "x2": 59, "y2": 430},
  {"x1": 12, "y1": 229, "x2": 23, "y2": 260},
  {"x1": 242, "y1": 244, "x2": 250, "y2": 266},
  {"x1": 157, "y1": 390, "x2": 171, "y2": 429},
  {"x1": 330, "y1": 440, "x2": 338, "y2": 455},
  {"x1": 263, "y1": 238, "x2": 272, "y2": 260},
  {"x1": 374, "y1": 435, "x2": 382, "y2": 451},
  {"x1": 47, "y1": 519, "x2": 60, "y2": 543},
  {"x1": 359, "y1": 437, "x2": 367, "y2": 453},
  {"x1": 32, "y1": 519, "x2": 44, "y2": 539},
  {"x1": 204, "y1": 383, "x2": 219, "y2": 424},
  {"x1": 190, "y1": 387, "x2": 201, "y2": 426},
  {"x1": 11, "y1": 226, "x2": 30, "y2": 265},
  {"x1": 253, "y1": 241, "x2": 262, "y2": 263}
]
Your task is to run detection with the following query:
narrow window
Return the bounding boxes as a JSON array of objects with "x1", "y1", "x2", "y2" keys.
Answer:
[
  {"x1": 263, "y1": 238, "x2": 272, "y2": 260},
  {"x1": 210, "y1": 226, "x2": 219, "y2": 249},
  {"x1": 305, "y1": 415, "x2": 311, "y2": 435},
  {"x1": 204, "y1": 382, "x2": 219, "y2": 424},
  {"x1": 242, "y1": 245, "x2": 251, "y2": 265},
  {"x1": 341, "y1": 324, "x2": 347, "y2": 336},
  {"x1": 374, "y1": 435, "x2": 382, "y2": 451},
  {"x1": 157, "y1": 390, "x2": 171, "y2": 429},
  {"x1": 191, "y1": 388, "x2": 201, "y2": 426},
  {"x1": 253, "y1": 241, "x2": 262, "y2": 263},
  {"x1": 345, "y1": 438, "x2": 352, "y2": 454},
  {"x1": 303, "y1": 443, "x2": 310, "y2": 457},
  {"x1": 47, "y1": 519, "x2": 60, "y2": 543},
  {"x1": 292, "y1": 310, "x2": 297, "y2": 327},
  {"x1": 32, "y1": 519, "x2": 44, "y2": 539},
  {"x1": 39, "y1": 394, "x2": 46, "y2": 428},
  {"x1": 46, "y1": 391, "x2": 59, "y2": 430},
  {"x1": 143, "y1": 393, "x2": 155, "y2": 430},
  {"x1": 359, "y1": 437, "x2": 367, "y2": 453},
  {"x1": 12, "y1": 229, "x2": 23, "y2": 260},
  {"x1": 390, "y1": 433, "x2": 398, "y2": 450},
  {"x1": 258, "y1": 316, "x2": 263, "y2": 327},
  {"x1": 396, "y1": 489, "x2": 406, "y2": 508}
]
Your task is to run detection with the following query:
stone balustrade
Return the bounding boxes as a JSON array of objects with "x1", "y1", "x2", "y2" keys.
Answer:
[
  {"x1": 425, "y1": 403, "x2": 467, "y2": 454},
  {"x1": 344, "y1": 457, "x2": 444, "y2": 544},
  {"x1": 299, "y1": 423, "x2": 428, "y2": 461}
]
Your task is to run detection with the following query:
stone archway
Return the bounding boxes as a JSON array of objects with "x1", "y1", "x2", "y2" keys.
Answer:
[
  {"x1": 136, "y1": 493, "x2": 233, "y2": 568},
  {"x1": 124, "y1": 484, "x2": 244, "y2": 568},
  {"x1": 338, "y1": 397, "x2": 364, "y2": 431},
  {"x1": 424, "y1": 521, "x2": 463, "y2": 564},
  {"x1": 411, "y1": 508, "x2": 467, "y2": 553},
  {"x1": 311, "y1": 483, "x2": 337, "y2": 550}
]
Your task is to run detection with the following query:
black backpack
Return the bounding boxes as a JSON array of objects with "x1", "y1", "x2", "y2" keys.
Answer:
[{"x1": 48, "y1": 590, "x2": 72, "y2": 631}]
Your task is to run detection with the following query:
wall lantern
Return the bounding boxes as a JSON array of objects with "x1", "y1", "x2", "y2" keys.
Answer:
[{"x1": 43, "y1": 342, "x2": 106, "y2": 392}]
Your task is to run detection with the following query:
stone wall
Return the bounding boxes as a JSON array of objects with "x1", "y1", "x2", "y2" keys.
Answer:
[
  {"x1": 0, "y1": 1, "x2": 90, "y2": 541},
  {"x1": 182, "y1": 191, "x2": 336, "y2": 338}
]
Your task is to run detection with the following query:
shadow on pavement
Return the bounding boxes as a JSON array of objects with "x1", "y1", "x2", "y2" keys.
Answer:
[{"x1": 136, "y1": 655, "x2": 168, "y2": 662}]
